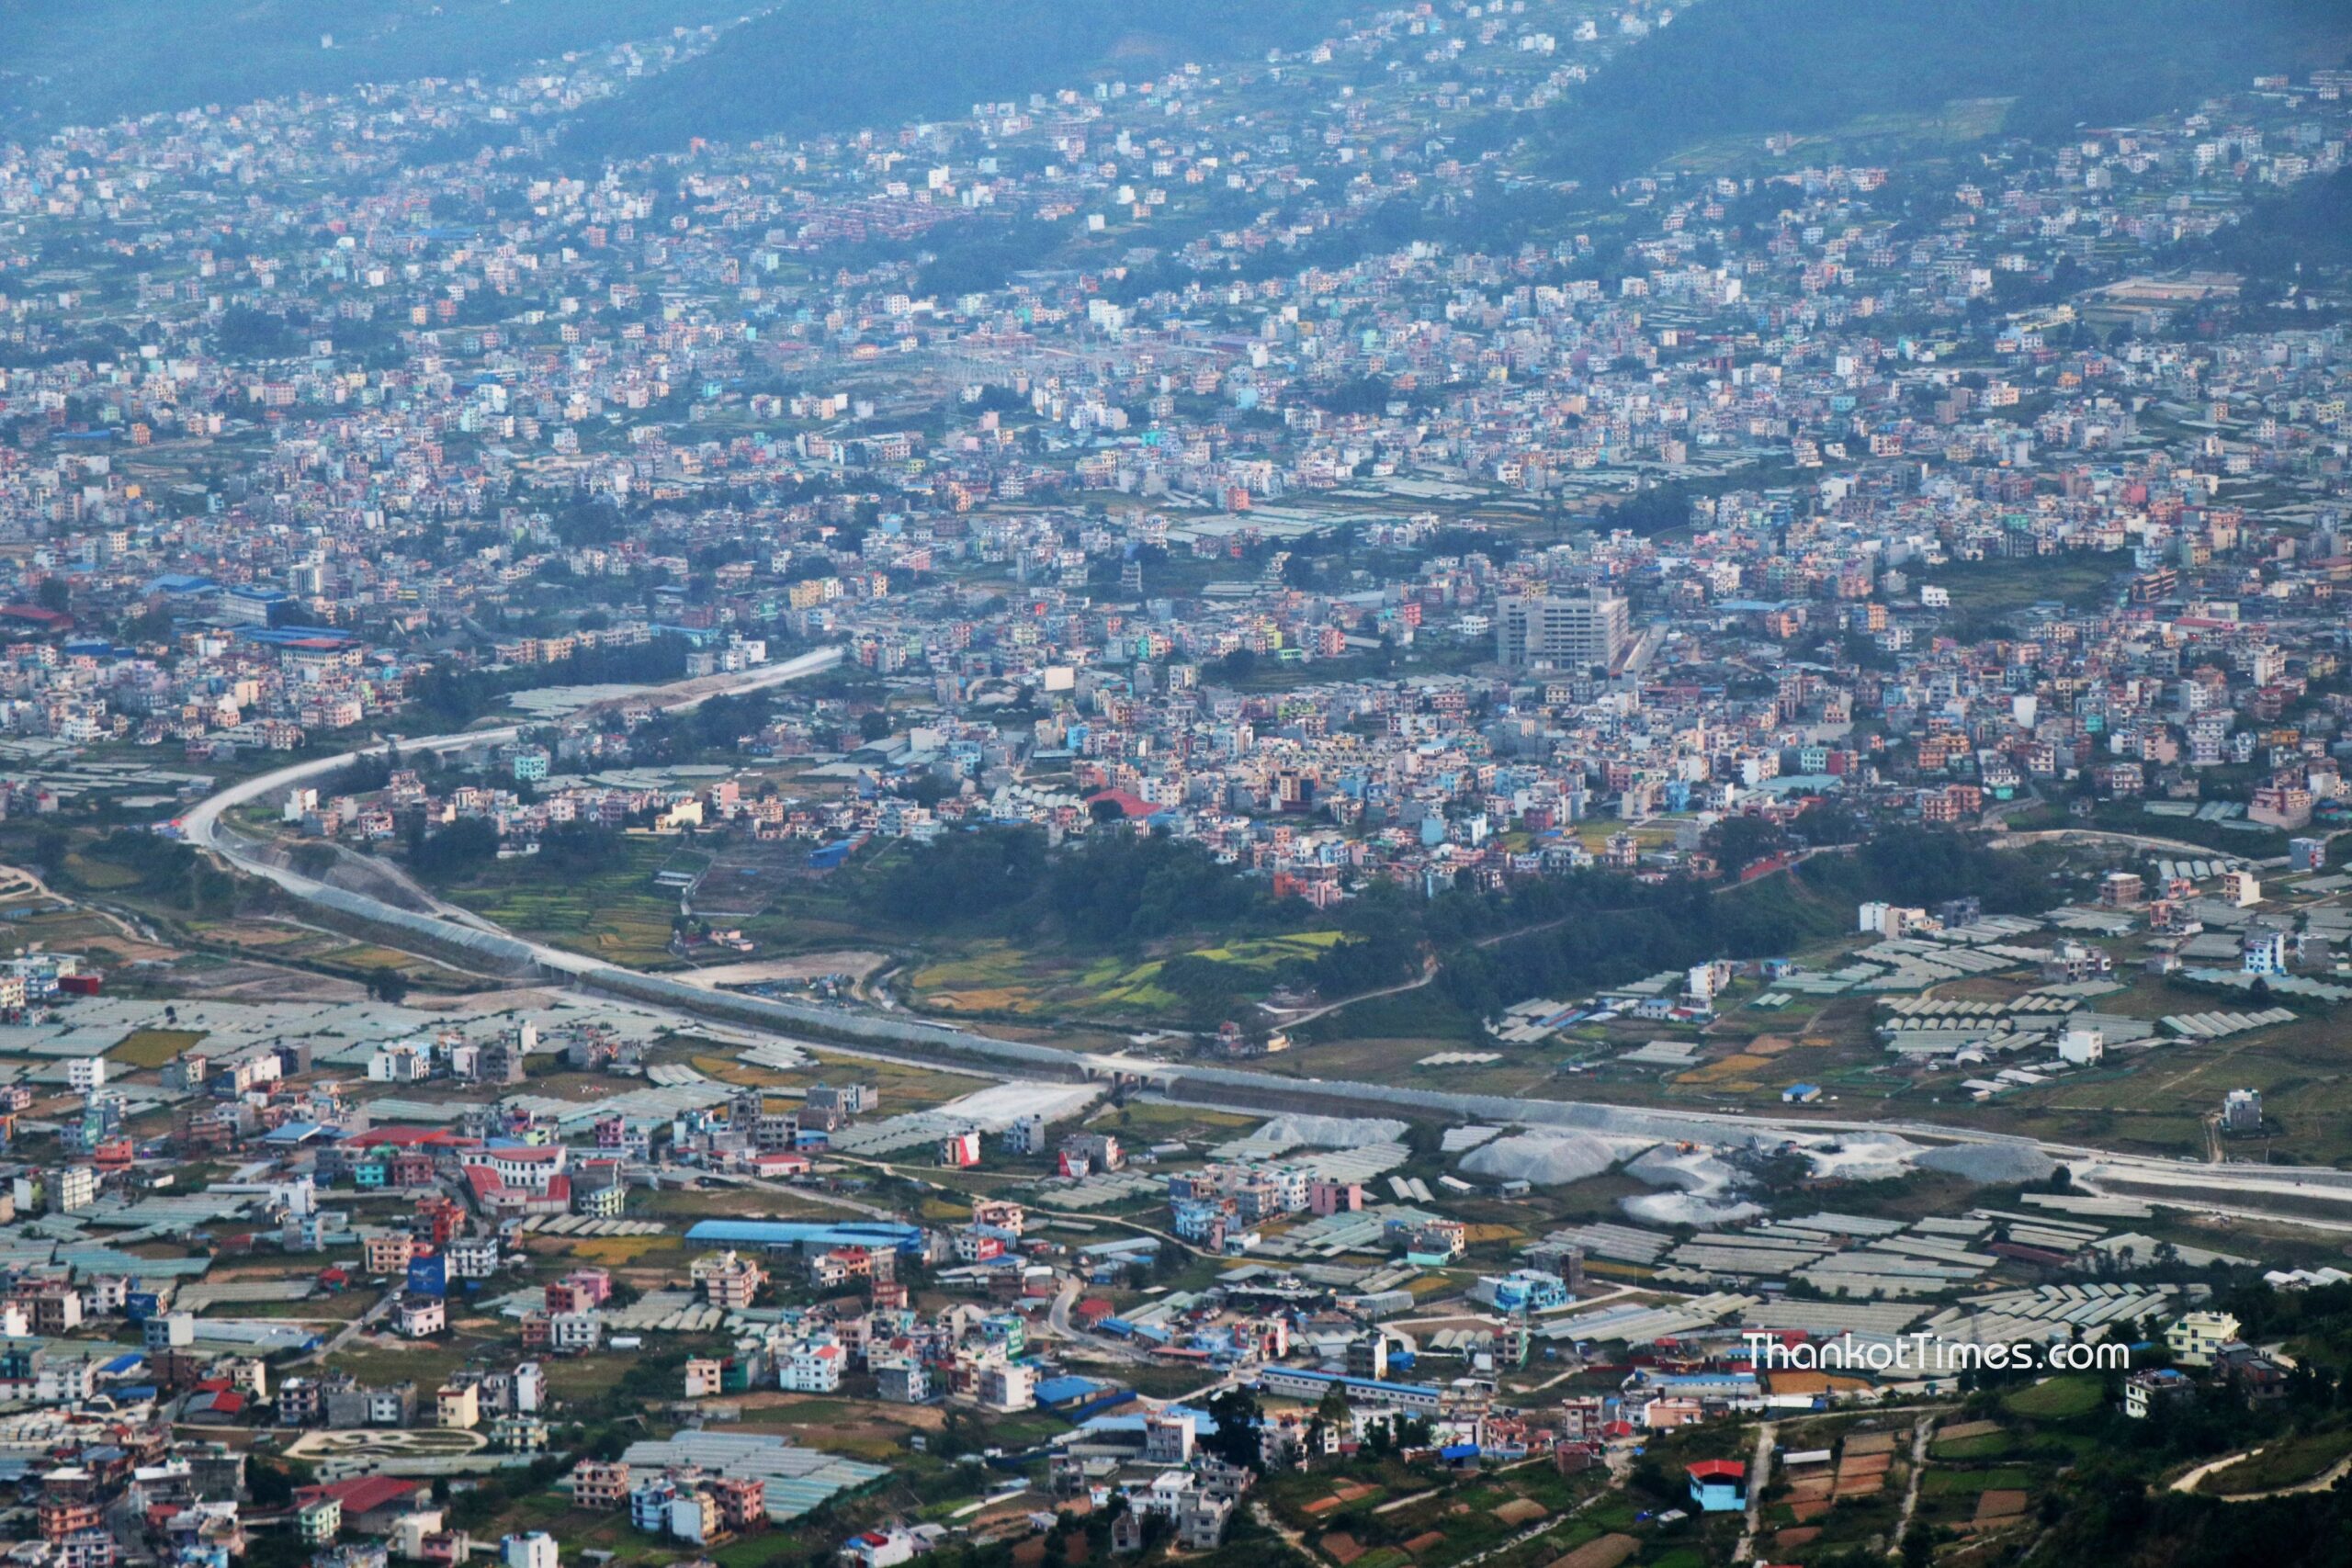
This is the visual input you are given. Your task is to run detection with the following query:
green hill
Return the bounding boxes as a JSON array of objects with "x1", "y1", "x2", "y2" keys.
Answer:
[
  {"x1": 1533, "y1": 0, "x2": 2352, "y2": 186},
  {"x1": 561, "y1": 0, "x2": 1352, "y2": 158},
  {"x1": 0, "y1": 0, "x2": 747, "y2": 133}
]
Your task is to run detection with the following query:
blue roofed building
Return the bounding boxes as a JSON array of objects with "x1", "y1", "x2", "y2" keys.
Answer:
[{"x1": 684, "y1": 1219, "x2": 924, "y2": 1253}]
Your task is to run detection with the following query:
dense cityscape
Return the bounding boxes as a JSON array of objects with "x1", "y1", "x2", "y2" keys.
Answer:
[{"x1": 0, "y1": 5, "x2": 2349, "y2": 1568}]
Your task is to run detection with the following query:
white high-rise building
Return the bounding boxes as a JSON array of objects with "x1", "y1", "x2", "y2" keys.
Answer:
[{"x1": 1496, "y1": 593, "x2": 1629, "y2": 671}]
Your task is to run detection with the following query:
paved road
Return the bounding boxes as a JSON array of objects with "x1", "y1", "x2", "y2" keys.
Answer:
[
  {"x1": 1891, "y1": 1412, "x2": 1935, "y2": 1551},
  {"x1": 182, "y1": 646, "x2": 845, "y2": 924},
  {"x1": 1040, "y1": 1277, "x2": 1153, "y2": 1364},
  {"x1": 172, "y1": 646, "x2": 2352, "y2": 1231},
  {"x1": 1990, "y1": 825, "x2": 2323, "y2": 862},
  {"x1": 678, "y1": 1163, "x2": 902, "y2": 1223},
  {"x1": 1268, "y1": 953, "x2": 1439, "y2": 1027},
  {"x1": 2169, "y1": 1446, "x2": 2352, "y2": 1500},
  {"x1": 298, "y1": 1283, "x2": 398, "y2": 1366},
  {"x1": 0, "y1": 861, "x2": 159, "y2": 948},
  {"x1": 1734, "y1": 1419, "x2": 1777, "y2": 1563}
]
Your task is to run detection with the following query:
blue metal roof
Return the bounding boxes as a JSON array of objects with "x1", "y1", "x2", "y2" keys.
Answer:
[
  {"x1": 1266, "y1": 1369, "x2": 1440, "y2": 1399},
  {"x1": 1081, "y1": 1403, "x2": 1219, "y2": 1436},
  {"x1": 684, "y1": 1219, "x2": 923, "y2": 1251}
]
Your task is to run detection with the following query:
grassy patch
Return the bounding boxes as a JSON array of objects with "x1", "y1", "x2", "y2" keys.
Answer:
[
  {"x1": 1920, "y1": 1466, "x2": 2034, "y2": 1496},
  {"x1": 2198, "y1": 1429, "x2": 2352, "y2": 1495},
  {"x1": 109, "y1": 1027, "x2": 202, "y2": 1068},
  {"x1": 1919, "y1": 551, "x2": 2130, "y2": 625},
  {"x1": 2001, "y1": 1374, "x2": 2103, "y2": 1419},
  {"x1": 1929, "y1": 1431, "x2": 2016, "y2": 1461},
  {"x1": 315, "y1": 944, "x2": 421, "y2": 972},
  {"x1": 62, "y1": 852, "x2": 143, "y2": 890},
  {"x1": 439, "y1": 837, "x2": 684, "y2": 966}
]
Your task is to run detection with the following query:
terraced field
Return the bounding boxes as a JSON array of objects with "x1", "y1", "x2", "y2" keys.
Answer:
[
  {"x1": 910, "y1": 930, "x2": 1351, "y2": 1018},
  {"x1": 445, "y1": 840, "x2": 684, "y2": 966}
]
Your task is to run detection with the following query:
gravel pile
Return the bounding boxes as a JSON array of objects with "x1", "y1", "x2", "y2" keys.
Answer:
[
  {"x1": 1917, "y1": 1141, "x2": 2058, "y2": 1184},
  {"x1": 1253, "y1": 1113, "x2": 1409, "y2": 1148},
  {"x1": 1461, "y1": 1131, "x2": 1646, "y2": 1186}
]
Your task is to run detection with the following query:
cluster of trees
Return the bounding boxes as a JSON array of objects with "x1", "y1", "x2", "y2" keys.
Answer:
[
  {"x1": 406, "y1": 638, "x2": 688, "y2": 731},
  {"x1": 404, "y1": 818, "x2": 499, "y2": 885},
  {"x1": 2206, "y1": 165, "x2": 2352, "y2": 276},
  {"x1": 564, "y1": 0, "x2": 1351, "y2": 158},
  {"x1": 628, "y1": 690, "x2": 784, "y2": 765},
  {"x1": 1307, "y1": 825, "x2": 2061, "y2": 1026},
  {"x1": 1593, "y1": 482, "x2": 1694, "y2": 537},
  {"x1": 1531, "y1": 0, "x2": 2335, "y2": 187},
  {"x1": 1310, "y1": 376, "x2": 1436, "y2": 416},
  {"x1": 863, "y1": 827, "x2": 1273, "y2": 950},
  {"x1": 0, "y1": 0, "x2": 747, "y2": 139},
  {"x1": 854, "y1": 813, "x2": 2068, "y2": 1031},
  {"x1": 71, "y1": 829, "x2": 239, "y2": 916},
  {"x1": 1797, "y1": 828, "x2": 2058, "y2": 915},
  {"x1": 403, "y1": 818, "x2": 627, "y2": 887},
  {"x1": 2023, "y1": 1481, "x2": 2352, "y2": 1568},
  {"x1": 214, "y1": 305, "x2": 303, "y2": 358}
]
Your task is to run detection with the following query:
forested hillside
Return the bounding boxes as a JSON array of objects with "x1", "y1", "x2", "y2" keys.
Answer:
[
  {"x1": 1533, "y1": 0, "x2": 2352, "y2": 185},
  {"x1": 0, "y1": 0, "x2": 745, "y2": 132},
  {"x1": 561, "y1": 0, "x2": 1356, "y2": 157}
]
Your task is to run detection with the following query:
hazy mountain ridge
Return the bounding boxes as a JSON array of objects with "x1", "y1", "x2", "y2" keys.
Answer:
[
  {"x1": 0, "y1": 0, "x2": 749, "y2": 134},
  {"x1": 1532, "y1": 0, "x2": 2352, "y2": 186},
  {"x1": 560, "y1": 0, "x2": 1358, "y2": 158}
]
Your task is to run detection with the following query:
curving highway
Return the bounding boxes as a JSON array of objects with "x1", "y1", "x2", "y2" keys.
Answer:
[
  {"x1": 182, "y1": 645, "x2": 850, "y2": 976},
  {"x1": 173, "y1": 644, "x2": 2352, "y2": 1234}
]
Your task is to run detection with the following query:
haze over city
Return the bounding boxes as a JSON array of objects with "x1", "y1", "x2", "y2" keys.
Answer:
[{"x1": 0, "y1": 6, "x2": 2349, "y2": 1568}]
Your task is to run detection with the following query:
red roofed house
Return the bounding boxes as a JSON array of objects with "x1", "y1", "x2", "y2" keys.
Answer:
[
  {"x1": 463, "y1": 1164, "x2": 571, "y2": 1218},
  {"x1": 1083, "y1": 789, "x2": 1155, "y2": 820},
  {"x1": 1687, "y1": 1459, "x2": 1747, "y2": 1513},
  {"x1": 294, "y1": 1476, "x2": 424, "y2": 1535},
  {"x1": 0, "y1": 604, "x2": 74, "y2": 635}
]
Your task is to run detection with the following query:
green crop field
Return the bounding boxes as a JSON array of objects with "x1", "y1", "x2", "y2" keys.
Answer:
[
  {"x1": 1919, "y1": 550, "x2": 2131, "y2": 624},
  {"x1": 109, "y1": 1028, "x2": 202, "y2": 1068},
  {"x1": 2198, "y1": 1429, "x2": 2352, "y2": 1495},
  {"x1": 447, "y1": 840, "x2": 684, "y2": 965},
  {"x1": 2002, "y1": 1374, "x2": 2103, "y2": 1419}
]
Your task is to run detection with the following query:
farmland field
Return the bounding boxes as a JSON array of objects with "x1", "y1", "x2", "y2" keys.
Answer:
[
  {"x1": 906, "y1": 930, "x2": 1352, "y2": 1019},
  {"x1": 2002, "y1": 1374, "x2": 2103, "y2": 1419},
  {"x1": 444, "y1": 838, "x2": 684, "y2": 966},
  {"x1": 108, "y1": 1028, "x2": 203, "y2": 1068},
  {"x1": 2197, "y1": 1429, "x2": 2352, "y2": 1495}
]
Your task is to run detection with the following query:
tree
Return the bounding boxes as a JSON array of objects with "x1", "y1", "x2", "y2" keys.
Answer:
[
  {"x1": 1202, "y1": 1385, "x2": 1264, "y2": 1472},
  {"x1": 1213, "y1": 648, "x2": 1260, "y2": 684},
  {"x1": 247, "y1": 1460, "x2": 311, "y2": 1507},
  {"x1": 936, "y1": 1406, "x2": 989, "y2": 1460},
  {"x1": 1713, "y1": 814, "x2": 1791, "y2": 878},
  {"x1": 406, "y1": 818, "x2": 499, "y2": 884}
]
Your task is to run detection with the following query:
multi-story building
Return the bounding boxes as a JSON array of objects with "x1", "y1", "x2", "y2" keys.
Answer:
[
  {"x1": 1496, "y1": 593, "x2": 1629, "y2": 672},
  {"x1": 779, "y1": 1339, "x2": 843, "y2": 1393}
]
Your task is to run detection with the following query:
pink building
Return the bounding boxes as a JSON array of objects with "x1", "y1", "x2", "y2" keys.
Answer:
[{"x1": 1308, "y1": 1180, "x2": 1364, "y2": 1217}]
